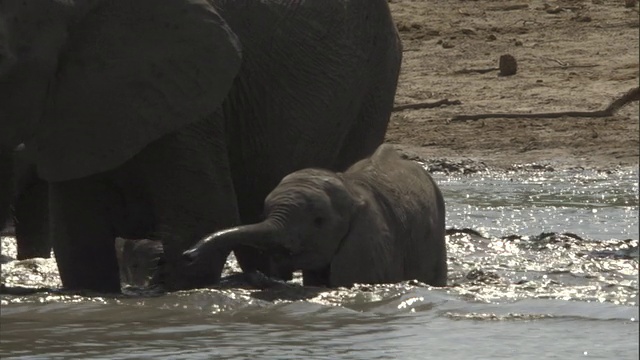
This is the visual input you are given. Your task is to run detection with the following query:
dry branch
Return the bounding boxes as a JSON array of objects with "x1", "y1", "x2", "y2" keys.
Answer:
[
  {"x1": 453, "y1": 67, "x2": 499, "y2": 75},
  {"x1": 487, "y1": 4, "x2": 529, "y2": 11},
  {"x1": 543, "y1": 57, "x2": 599, "y2": 69},
  {"x1": 449, "y1": 87, "x2": 639, "y2": 122},
  {"x1": 549, "y1": 64, "x2": 599, "y2": 70},
  {"x1": 393, "y1": 99, "x2": 462, "y2": 112}
]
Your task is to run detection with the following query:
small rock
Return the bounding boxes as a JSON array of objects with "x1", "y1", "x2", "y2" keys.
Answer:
[
  {"x1": 461, "y1": 28, "x2": 476, "y2": 35},
  {"x1": 487, "y1": 34, "x2": 497, "y2": 41},
  {"x1": 498, "y1": 54, "x2": 518, "y2": 76},
  {"x1": 514, "y1": 40, "x2": 523, "y2": 46}
]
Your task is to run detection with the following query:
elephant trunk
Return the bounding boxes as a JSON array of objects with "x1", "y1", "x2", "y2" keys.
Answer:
[{"x1": 182, "y1": 220, "x2": 285, "y2": 267}]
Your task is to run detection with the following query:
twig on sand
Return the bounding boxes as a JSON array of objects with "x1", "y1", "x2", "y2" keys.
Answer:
[
  {"x1": 453, "y1": 67, "x2": 499, "y2": 74},
  {"x1": 449, "y1": 87, "x2": 639, "y2": 122},
  {"x1": 393, "y1": 99, "x2": 462, "y2": 112},
  {"x1": 486, "y1": 4, "x2": 529, "y2": 11},
  {"x1": 549, "y1": 64, "x2": 599, "y2": 69},
  {"x1": 543, "y1": 57, "x2": 599, "y2": 69},
  {"x1": 543, "y1": 4, "x2": 585, "y2": 14}
]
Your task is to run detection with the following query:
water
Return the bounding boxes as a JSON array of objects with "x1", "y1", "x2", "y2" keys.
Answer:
[{"x1": 1, "y1": 167, "x2": 638, "y2": 359}]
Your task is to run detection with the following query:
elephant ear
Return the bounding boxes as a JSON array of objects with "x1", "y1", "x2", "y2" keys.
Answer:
[{"x1": 36, "y1": 0, "x2": 242, "y2": 181}]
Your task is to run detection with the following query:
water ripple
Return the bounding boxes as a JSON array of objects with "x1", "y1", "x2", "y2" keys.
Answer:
[{"x1": 1, "y1": 168, "x2": 638, "y2": 359}]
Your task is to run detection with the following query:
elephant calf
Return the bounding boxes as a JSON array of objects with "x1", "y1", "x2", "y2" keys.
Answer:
[{"x1": 183, "y1": 144, "x2": 447, "y2": 288}]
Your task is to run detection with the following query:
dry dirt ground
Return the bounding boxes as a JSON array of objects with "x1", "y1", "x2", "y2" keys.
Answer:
[{"x1": 385, "y1": 0, "x2": 639, "y2": 170}]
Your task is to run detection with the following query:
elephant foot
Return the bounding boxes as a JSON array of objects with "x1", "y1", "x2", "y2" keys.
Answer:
[
  {"x1": 163, "y1": 250, "x2": 228, "y2": 292},
  {"x1": 121, "y1": 284, "x2": 167, "y2": 297},
  {"x1": 116, "y1": 237, "x2": 165, "y2": 289}
]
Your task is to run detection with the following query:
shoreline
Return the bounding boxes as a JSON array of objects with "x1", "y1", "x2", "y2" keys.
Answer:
[{"x1": 391, "y1": 143, "x2": 639, "y2": 173}]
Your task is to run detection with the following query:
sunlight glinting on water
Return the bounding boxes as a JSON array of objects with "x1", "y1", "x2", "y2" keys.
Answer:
[{"x1": 432, "y1": 168, "x2": 639, "y2": 240}]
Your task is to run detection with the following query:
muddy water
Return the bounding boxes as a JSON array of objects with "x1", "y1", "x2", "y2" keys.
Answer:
[{"x1": 1, "y1": 167, "x2": 638, "y2": 359}]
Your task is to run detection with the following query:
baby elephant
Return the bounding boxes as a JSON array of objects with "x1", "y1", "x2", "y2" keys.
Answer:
[{"x1": 183, "y1": 144, "x2": 447, "y2": 288}]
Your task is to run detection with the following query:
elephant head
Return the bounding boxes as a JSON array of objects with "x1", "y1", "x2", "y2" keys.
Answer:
[
  {"x1": 183, "y1": 169, "x2": 364, "y2": 275},
  {"x1": 0, "y1": 0, "x2": 242, "y2": 181}
]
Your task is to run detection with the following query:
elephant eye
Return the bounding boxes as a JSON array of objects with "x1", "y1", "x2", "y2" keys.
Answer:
[{"x1": 313, "y1": 217, "x2": 325, "y2": 227}]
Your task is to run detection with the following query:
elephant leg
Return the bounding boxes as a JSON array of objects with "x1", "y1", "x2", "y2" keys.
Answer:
[
  {"x1": 233, "y1": 249, "x2": 294, "y2": 282},
  {"x1": 49, "y1": 176, "x2": 121, "y2": 293},
  {"x1": 302, "y1": 267, "x2": 330, "y2": 287},
  {"x1": 0, "y1": 146, "x2": 13, "y2": 231},
  {"x1": 131, "y1": 114, "x2": 240, "y2": 291},
  {"x1": 15, "y1": 177, "x2": 50, "y2": 259},
  {"x1": 233, "y1": 216, "x2": 294, "y2": 281}
]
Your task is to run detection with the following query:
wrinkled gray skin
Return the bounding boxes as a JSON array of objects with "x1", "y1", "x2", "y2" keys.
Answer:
[
  {"x1": 0, "y1": 144, "x2": 50, "y2": 260},
  {"x1": 0, "y1": 0, "x2": 401, "y2": 293},
  {"x1": 184, "y1": 145, "x2": 447, "y2": 288}
]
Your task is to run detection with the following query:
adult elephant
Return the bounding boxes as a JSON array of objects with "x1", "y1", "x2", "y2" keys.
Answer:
[{"x1": 0, "y1": 0, "x2": 402, "y2": 293}]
